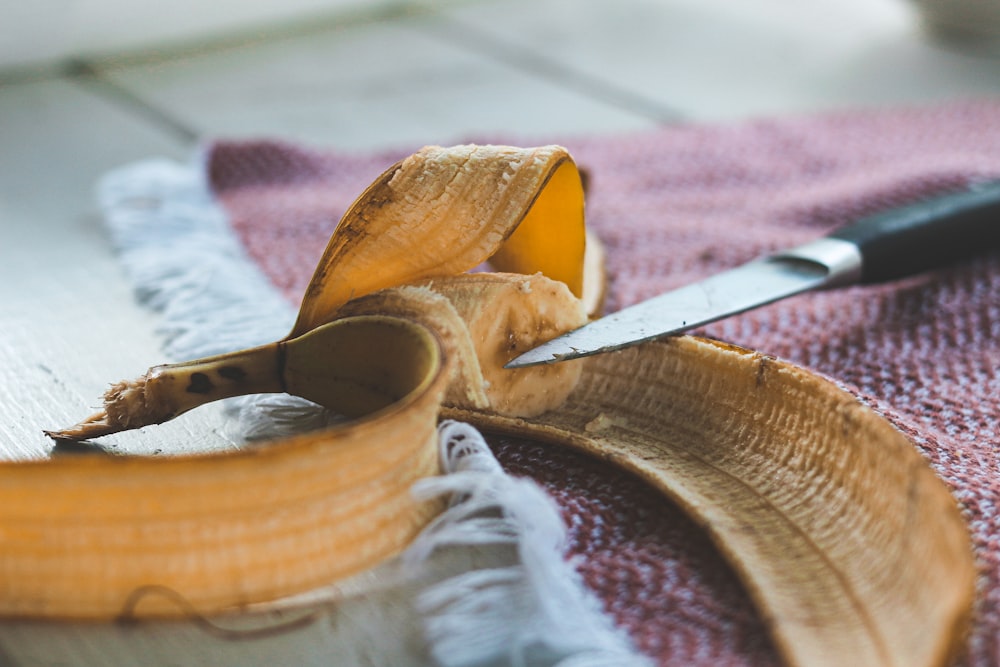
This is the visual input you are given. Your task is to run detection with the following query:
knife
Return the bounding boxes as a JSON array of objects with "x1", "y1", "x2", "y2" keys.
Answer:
[{"x1": 506, "y1": 180, "x2": 1000, "y2": 368}]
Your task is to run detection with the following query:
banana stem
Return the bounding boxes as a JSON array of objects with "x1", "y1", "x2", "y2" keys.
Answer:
[
  {"x1": 44, "y1": 411, "x2": 121, "y2": 442},
  {"x1": 47, "y1": 342, "x2": 284, "y2": 441}
]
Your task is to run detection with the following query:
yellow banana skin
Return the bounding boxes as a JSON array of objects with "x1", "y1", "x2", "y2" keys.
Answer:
[
  {"x1": 47, "y1": 342, "x2": 283, "y2": 441},
  {"x1": 24, "y1": 143, "x2": 975, "y2": 667},
  {"x1": 18, "y1": 315, "x2": 449, "y2": 618},
  {"x1": 290, "y1": 144, "x2": 588, "y2": 336}
]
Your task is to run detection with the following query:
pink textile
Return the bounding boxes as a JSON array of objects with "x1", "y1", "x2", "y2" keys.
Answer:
[{"x1": 207, "y1": 100, "x2": 1000, "y2": 666}]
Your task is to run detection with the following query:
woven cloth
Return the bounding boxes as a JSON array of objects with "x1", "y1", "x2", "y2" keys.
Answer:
[{"x1": 206, "y1": 100, "x2": 1000, "y2": 667}]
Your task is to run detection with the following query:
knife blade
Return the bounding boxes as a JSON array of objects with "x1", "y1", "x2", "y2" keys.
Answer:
[{"x1": 506, "y1": 180, "x2": 1000, "y2": 368}]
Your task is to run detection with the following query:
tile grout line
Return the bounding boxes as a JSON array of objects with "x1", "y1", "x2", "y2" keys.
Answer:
[
  {"x1": 0, "y1": 2, "x2": 425, "y2": 82},
  {"x1": 414, "y1": 10, "x2": 689, "y2": 126},
  {"x1": 63, "y1": 59, "x2": 201, "y2": 145}
]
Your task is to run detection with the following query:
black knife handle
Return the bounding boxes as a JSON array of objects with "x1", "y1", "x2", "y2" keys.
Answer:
[{"x1": 828, "y1": 181, "x2": 1000, "y2": 284}]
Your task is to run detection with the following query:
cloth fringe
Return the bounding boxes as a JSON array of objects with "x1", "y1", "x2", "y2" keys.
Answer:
[
  {"x1": 98, "y1": 157, "x2": 294, "y2": 359},
  {"x1": 410, "y1": 421, "x2": 649, "y2": 667},
  {"x1": 97, "y1": 158, "x2": 649, "y2": 667}
]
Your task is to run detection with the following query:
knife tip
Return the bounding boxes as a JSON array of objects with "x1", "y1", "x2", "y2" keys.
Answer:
[
  {"x1": 504, "y1": 346, "x2": 587, "y2": 369},
  {"x1": 503, "y1": 354, "x2": 551, "y2": 369}
]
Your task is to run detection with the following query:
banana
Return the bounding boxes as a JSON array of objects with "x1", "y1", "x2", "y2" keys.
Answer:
[
  {"x1": 35, "y1": 144, "x2": 601, "y2": 618},
  {"x1": 25, "y1": 141, "x2": 975, "y2": 667}
]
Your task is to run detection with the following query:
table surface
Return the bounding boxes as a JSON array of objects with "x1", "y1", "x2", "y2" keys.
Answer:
[{"x1": 3, "y1": 0, "x2": 1000, "y2": 460}]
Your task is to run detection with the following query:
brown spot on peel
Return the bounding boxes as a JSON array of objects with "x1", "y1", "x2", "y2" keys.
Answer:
[{"x1": 186, "y1": 372, "x2": 213, "y2": 394}]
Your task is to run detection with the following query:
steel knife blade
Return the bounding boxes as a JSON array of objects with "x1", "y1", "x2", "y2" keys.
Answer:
[{"x1": 506, "y1": 180, "x2": 1000, "y2": 368}]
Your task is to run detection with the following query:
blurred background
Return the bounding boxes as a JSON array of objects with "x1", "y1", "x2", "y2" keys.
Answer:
[
  {"x1": 2, "y1": 0, "x2": 1000, "y2": 457},
  {"x1": 6, "y1": 0, "x2": 1000, "y2": 146}
]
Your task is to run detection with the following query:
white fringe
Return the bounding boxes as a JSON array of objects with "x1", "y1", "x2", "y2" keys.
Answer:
[
  {"x1": 98, "y1": 158, "x2": 650, "y2": 667},
  {"x1": 98, "y1": 157, "x2": 337, "y2": 434},
  {"x1": 98, "y1": 157, "x2": 295, "y2": 359},
  {"x1": 409, "y1": 421, "x2": 650, "y2": 667}
]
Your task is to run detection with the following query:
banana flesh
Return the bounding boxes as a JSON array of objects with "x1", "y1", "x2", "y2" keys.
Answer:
[
  {"x1": 337, "y1": 274, "x2": 588, "y2": 418},
  {"x1": 423, "y1": 273, "x2": 586, "y2": 417}
]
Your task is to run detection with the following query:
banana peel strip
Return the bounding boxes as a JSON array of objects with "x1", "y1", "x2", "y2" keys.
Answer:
[
  {"x1": 6, "y1": 316, "x2": 450, "y2": 618},
  {"x1": 291, "y1": 144, "x2": 593, "y2": 337},
  {"x1": 450, "y1": 337, "x2": 975, "y2": 667},
  {"x1": 14, "y1": 145, "x2": 973, "y2": 667}
]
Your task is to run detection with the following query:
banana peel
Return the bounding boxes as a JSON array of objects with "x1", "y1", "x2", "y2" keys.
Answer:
[
  {"x1": 448, "y1": 337, "x2": 975, "y2": 667},
  {"x1": 290, "y1": 144, "x2": 591, "y2": 337},
  {"x1": 18, "y1": 145, "x2": 973, "y2": 667}
]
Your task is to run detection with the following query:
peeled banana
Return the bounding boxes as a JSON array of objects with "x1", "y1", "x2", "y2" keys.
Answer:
[
  {"x1": 421, "y1": 272, "x2": 586, "y2": 417},
  {"x1": 336, "y1": 273, "x2": 588, "y2": 418}
]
